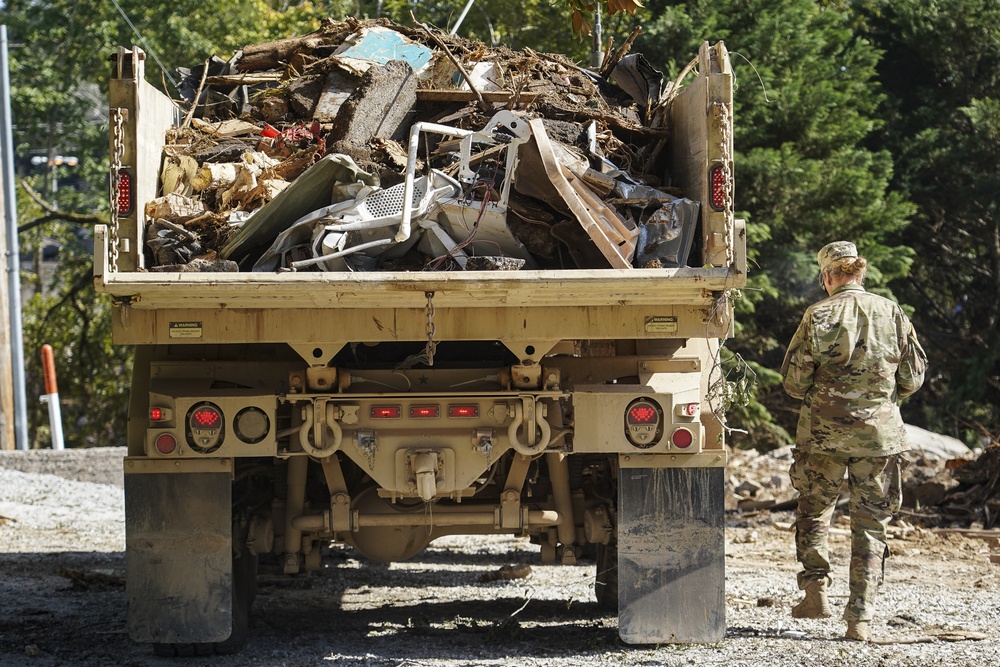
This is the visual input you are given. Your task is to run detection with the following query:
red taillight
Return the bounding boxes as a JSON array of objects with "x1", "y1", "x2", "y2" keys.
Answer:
[
  {"x1": 627, "y1": 404, "x2": 658, "y2": 425},
  {"x1": 671, "y1": 428, "x2": 694, "y2": 449},
  {"x1": 116, "y1": 170, "x2": 134, "y2": 215},
  {"x1": 410, "y1": 405, "x2": 440, "y2": 418},
  {"x1": 371, "y1": 406, "x2": 401, "y2": 419},
  {"x1": 150, "y1": 407, "x2": 164, "y2": 421},
  {"x1": 154, "y1": 433, "x2": 177, "y2": 455},
  {"x1": 191, "y1": 406, "x2": 222, "y2": 428},
  {"x1": 448, "y1": 405, "x2": 479, "y2": 418},
  {"x1": 709, "y1": 164, "x2": 726, "y2": 211},
  {"x1": 625, "y1": 399, "x2": 661, "y2": 448}
]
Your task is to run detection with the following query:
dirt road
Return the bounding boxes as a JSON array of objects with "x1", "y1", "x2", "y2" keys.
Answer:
[{"x1": 0, "y1": 448, "x2": 996, "y2": 666}]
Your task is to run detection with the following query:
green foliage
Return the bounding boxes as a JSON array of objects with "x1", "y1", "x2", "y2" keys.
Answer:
[
  {"x1": 638, "y1": 1, "x2": 916, "y2": 446},
  {"x1": 856, "y1": 0, "x2": 1000, "y2": 443}
]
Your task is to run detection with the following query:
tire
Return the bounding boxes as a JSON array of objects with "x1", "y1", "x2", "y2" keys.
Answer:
[{"x1": 595, "y1": 542, "x2": 618, "y2": 611}]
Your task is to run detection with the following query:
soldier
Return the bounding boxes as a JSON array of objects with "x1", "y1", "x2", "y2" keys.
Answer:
[{"x1": 780, "y1": 241, "x2": 927, "y2": 641}]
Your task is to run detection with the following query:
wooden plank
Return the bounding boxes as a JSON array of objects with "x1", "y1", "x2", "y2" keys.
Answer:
[
  {"x1": 190, "y1": 118, "x2": 260, "y2": 138},
  {"x1": 934, "y1": 528, "x2": 1000, "y2": 539},
  {"x1": 203, "y1": 73, "x2": 283, "y2": 87},
  {"x1": 416, "y1": 90, "x2": 540, "y2": 104}
]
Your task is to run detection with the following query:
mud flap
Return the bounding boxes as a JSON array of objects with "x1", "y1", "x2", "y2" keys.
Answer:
[
  {"x1": 617, "y1": 466, "x2": 725, "y2": 644},
  {"x1": 125, "y1": 469, "x2": 233, "y2": 643}
]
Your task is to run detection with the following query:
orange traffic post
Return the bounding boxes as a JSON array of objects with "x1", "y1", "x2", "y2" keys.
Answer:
[{"x1": 40, "y1": 344, "x2": 64, "y2": 450}]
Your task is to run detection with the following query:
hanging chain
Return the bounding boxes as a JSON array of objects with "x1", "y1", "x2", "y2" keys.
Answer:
[
  {"x1": 424, "y1": 291, "x2": 437, "y2": 367},
  {"x1": 715, "y1": 101, "x2": 735, "y2": 267},
  {"x1": 109, "y1": 108, "x2": 127, "y2": 274}
]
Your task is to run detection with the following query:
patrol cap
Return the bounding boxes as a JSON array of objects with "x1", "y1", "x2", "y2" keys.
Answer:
[{"x1": 817, "y1": 241, "x2": 858, "y2": 271}]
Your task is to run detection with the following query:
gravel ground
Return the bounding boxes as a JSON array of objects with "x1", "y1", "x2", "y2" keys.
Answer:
[{"x1": 0, "y1": 448, "x2": 997, "y2": 666}]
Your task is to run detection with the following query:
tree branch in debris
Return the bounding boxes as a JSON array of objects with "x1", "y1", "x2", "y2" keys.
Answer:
[
  {"x1": 182, "y1": 59, "x2": 210, "y2": 129},
  {"x1": 599, "y1": 25, "x2": 643, "y2": 79},
  {"x1": 411, "y1": 12, "x2": 490, "y2": 113}
]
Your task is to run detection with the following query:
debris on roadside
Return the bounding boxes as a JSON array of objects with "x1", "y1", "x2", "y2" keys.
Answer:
[
  {"x1": 58, "y1": 567, "x2": 126, "y2": 590},
  {"x1": 726, "y1": 431, "x2": 1000, "y2": 534},
  {"x1": 902, "y1": 443, "x2": 998, "y2": 529},
  {"x1": 144, "y1": 17, "x2": 701, "y2": 273},
  {"x1": 478, "y1": 563, "x2": 533, "y2": 583}
]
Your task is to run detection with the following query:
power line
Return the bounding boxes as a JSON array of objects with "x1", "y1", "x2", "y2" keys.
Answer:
[{"x1": 109, "y1": 0, "x2": 178, "y2": 89}]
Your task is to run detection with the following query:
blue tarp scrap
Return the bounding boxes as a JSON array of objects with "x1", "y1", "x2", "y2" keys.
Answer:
[{"x1": 335, "y1": 27, "x2": 434, "y2": 73}]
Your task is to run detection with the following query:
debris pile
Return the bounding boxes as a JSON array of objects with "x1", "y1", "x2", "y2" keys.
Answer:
[
  {"x1": 903, "y1": 443, "x2": 1000, "y2": 529},
  {"x1": 144, "y1": 17, "x2": 700, "y2": 273}
]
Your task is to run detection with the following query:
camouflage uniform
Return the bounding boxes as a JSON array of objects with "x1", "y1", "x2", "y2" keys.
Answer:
[{"x1": 781, "y1": 243, "x2": 927, "y2": 622}]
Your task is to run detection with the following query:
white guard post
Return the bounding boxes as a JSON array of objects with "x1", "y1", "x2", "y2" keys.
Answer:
[{"x1": 40, "y1": 344, "x2": 64, "y2": 450}]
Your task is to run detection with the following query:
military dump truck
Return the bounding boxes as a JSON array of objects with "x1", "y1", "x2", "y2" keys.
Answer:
[{"x1": 96, "y1": 21, "x2": 744, "y2": 654}]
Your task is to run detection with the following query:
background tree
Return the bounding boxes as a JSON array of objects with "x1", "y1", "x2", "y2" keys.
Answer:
[
  {"x1": 4, "y1": 0, "x2": 331, "y2": 446},
  {"x1": 855, "y1": 0, "x2": 1000, "y2": 444}
]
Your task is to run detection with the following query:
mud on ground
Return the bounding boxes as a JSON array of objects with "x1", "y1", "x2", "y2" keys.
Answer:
[{"x1": 0, "y1": 448, "x2": 997, "y2": 667}]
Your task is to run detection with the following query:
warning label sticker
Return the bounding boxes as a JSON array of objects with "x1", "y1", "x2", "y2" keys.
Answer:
[
  {"x1": 169, "y1": 322, "x2": 203, "y2": 339},
  {"x1": 644, "y1": 316, "x2": 678, "y2": 333}
]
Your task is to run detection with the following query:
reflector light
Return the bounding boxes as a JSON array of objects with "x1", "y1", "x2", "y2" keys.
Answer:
[
  {"x1": 371, "y1": 406, "x2": 401, "y2": 419},
  {"x1": 672, "y1": 428, "x2": 694, "y2": 449},
  {"x1": 709, "y1": 165, "x2": 726, "y2": 211},
  {"x1": 117, "y1": 170, "x2": 134, "y2": 215},
  {"x1": 150, "y1": 407, "x2": 164, "y2": 421},
  {"x1": 410, "y1": 405, "x2": 440, "y2": 418},
  {"x1": 154, "y1": 433, "x2": 177, "y2": 455},
  {"x1": 191, "y1": 406, "x2": 222, "y2": 428},
  {"x1": 235, "y1": 407, "x2": 269, "y2": 444},
  {"x1": 680, "y1": 402, "x2": 700, "y2": 417},
  {"x1": 627, "y1": 404, "x2": 658, "y2": 425},
  {"x1": 448, "y1": 405, "x2": 479, "y2": 418}
]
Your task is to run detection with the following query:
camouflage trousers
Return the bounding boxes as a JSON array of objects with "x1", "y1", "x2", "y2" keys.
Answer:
[{"x1": 789, "y1": 450, "x2": 903, "y2": 622}]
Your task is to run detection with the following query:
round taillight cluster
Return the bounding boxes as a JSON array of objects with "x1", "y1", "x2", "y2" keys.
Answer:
[
  {"x1": 186, "y1": 402, "x2": 225, "y2": 454},
  {"x1": 625, "y1": 399, "x2": 662, "y2": 448}
]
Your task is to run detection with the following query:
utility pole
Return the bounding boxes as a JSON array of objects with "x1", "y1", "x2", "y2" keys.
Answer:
[
  {"x1": 0, "y1": 121, "x2": 11, "y2": 450},
  {"x1": 1, "y1": 24, "x2": 27, "y2": 450},
  {"x1": 591, "y1": 5, "x2": 604, "y2": 69}
]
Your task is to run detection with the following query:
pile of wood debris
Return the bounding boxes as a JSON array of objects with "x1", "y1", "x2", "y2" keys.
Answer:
[
  {"x1": 727, "y1": 427, "x2": 1000, "y2": 531},
  {"x1": 144, "y1": 17, "x2": 701, "y2": 273},
  {"x1": 904, "y1": 443, "x2": 1000, "y2": 529}
]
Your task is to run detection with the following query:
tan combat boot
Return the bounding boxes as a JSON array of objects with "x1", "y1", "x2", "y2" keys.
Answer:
[
  {"x1": 845, "y1": 620, "x2": 871, "y2": 641},
  {"x1": 791, "y1": 580, "x2": 833, "y2": 618}
]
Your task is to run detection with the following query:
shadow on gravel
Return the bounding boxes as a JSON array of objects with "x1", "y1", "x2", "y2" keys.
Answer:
[
  {"x1": 0, "y1": 551, "x2": 133, "y2": 664},
  {"x1": 252, "y1": 595, "x2": 623, "y2": 659},
  {"x1": 0, "y1": 549, "x2": 618, "y2": 664}
]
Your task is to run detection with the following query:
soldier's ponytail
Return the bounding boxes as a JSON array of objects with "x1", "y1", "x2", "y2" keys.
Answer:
[{"x1": 827, "y1": 256, "x2": 868, "y2": 284}]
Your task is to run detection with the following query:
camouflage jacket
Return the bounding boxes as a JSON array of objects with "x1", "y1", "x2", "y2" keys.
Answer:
[{"x1": 781, "y1": 284, "x2": 927, "y2": 457}]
